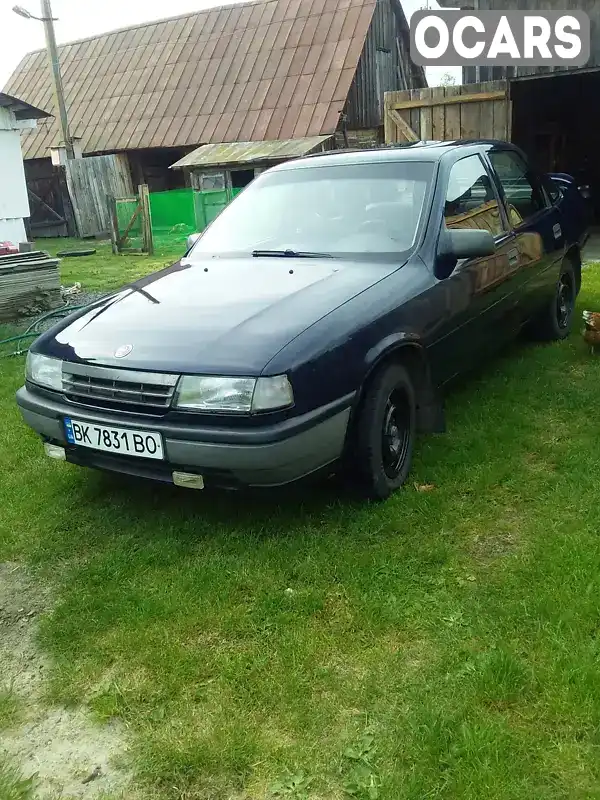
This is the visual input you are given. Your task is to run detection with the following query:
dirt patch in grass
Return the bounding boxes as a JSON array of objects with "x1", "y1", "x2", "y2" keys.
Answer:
[
  {"x1": 469, "y1": 508, "x2": 524, "y2": 562},
  {"x1": 471, "y1": 530, "x2": 520, "y2": 562},
  {"x1": 0, "y1": 563, "x2": 132, "y2": 799}
]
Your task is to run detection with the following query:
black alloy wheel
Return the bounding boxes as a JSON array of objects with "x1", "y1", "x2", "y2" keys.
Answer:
[
  {"x1": 528, "y1": 260, "x2": 576, "y2": 341},
  {"x1": 556, "y1": 271, "x2": 574, "y2": 331},
  {"x1": 381, "y1": 389, "x2": 412, "y2": 481},
  {"x1": 352, "y1": 363, "x2": 417, "y2": 500}
]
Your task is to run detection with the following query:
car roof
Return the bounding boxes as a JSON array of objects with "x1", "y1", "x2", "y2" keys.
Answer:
[{"x1": 273, "y1": 140, "x2": 516, "y2": 172}]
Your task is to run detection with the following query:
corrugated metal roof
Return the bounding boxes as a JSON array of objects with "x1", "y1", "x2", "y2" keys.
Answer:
[
  {"x1": 4, "y1": 0, "x2": 377, "y2": 160},
  {"x1": 171, "y1": 134, "x2": 332, "y2": 168}
]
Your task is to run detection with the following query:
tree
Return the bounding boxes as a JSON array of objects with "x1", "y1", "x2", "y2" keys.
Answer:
[{"x1": 439, "y1": 72, "x2": 457, "y2": 86}]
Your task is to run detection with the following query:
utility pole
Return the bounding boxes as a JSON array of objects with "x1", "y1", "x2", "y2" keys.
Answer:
[{"x1": 41, "y1": 0, "x2": 73, "y2": 158}]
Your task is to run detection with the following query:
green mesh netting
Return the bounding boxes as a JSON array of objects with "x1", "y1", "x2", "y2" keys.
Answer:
[
  {"x1": 115, "y1": 197, "x2": 143, "y2": 252},
  {"x1": 115, "y1": 187, "x2": 242, "y2": 252},
  {"x1": 150, "y1": 188, "x2": 196, "y2": 249}
]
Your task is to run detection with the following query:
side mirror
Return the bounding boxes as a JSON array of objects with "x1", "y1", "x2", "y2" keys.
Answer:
[
  {"x1": 186, "y1": 233, "x2": 201, "y2": 252},
  {"x1": 447, "y1": 228, "x2": 496, "y2": 259},
  {"x1": 578, "y1": 184, "x2": 592, "y2": 201}
]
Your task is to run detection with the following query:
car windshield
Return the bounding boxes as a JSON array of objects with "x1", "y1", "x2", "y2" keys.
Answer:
[{"x1": 189, "y1": 161, "x2": 434, "y2": 259}]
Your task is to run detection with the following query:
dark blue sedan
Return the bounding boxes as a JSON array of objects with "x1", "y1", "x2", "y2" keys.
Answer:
[{"x1": 17, "y1": 141, "x2": 588, "y2": 499}]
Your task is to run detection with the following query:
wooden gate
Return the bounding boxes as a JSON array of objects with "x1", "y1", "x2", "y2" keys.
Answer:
[
  {"x1": 384, "y1": 81, "x2": 511, "y2": 145},
  {"x1": 65, "y1": 154, "x2": 133, "y2": 238},
  {"x1": 108, "y1": 184, "x2": 154, "y2": 256}
]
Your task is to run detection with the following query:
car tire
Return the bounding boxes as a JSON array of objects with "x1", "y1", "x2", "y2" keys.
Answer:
[
  {"x1": 352, "y1": 363, "x2": 417, "y2": 501},
  {"x1": 571, "y1": 251, "x2": 582, "y2": 295},
  {"x1": 529, "y1": 260, "x2": 576, "y2": 341}
]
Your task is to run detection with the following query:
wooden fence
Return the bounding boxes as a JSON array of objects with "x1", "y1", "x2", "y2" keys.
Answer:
[
  {"x1": 108, "y1": 184, "x2": 154, "y2": 255},
  {"x1": 384, "y1": 81, "x2": 511, "y2": 144},
  {"x1": 65, "y1": 154, "x2": 133, "y2": 238}
]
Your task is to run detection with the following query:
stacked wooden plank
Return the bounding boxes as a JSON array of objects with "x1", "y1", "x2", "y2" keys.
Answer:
[{"x1": 0, "y1": 250, "x2": 61, "y2": 322}]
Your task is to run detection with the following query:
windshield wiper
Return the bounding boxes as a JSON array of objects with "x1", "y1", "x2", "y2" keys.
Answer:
[{"x1": 251, "y1": 249, "x2": 333, "y2": 259}]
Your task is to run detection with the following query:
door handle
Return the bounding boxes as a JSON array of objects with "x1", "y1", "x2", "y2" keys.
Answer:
[{"x1": 508, "y1": 248, "x2": 519, "y2": 267}]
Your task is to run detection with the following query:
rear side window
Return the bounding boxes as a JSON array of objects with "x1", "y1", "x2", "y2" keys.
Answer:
[
  {"x1": 444, "y1": 155, "x2": 505, "y2": 237},
  {"x1": 545, "y1": 178, "x2": 562, "y2": 205},
  {"x1": 488, "y1": 150, "x2": 548, "y2": 226}
]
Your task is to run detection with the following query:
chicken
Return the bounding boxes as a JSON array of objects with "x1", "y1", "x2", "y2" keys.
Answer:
[
  {"x1": 583, "y1": 311, "x2": 600, "y2": 353},
  {"x1": 81, "y1": 765, "x2": 102, "y2": 784}
]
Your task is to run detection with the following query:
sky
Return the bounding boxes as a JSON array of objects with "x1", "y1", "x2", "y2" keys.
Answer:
[{"x1": 0, "y1": 0, "x2": 461, "y2": 90}]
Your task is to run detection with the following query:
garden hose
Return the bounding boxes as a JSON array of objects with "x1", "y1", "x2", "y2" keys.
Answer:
[{"x1": 0, "y1": 304, "x2": 88, "y2": 359}]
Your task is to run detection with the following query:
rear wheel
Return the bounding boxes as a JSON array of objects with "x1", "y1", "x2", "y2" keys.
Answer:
[
  {"x1": 351, "y1": 364, "x2": 416, "y2": 501},
  {"x1": 529, "y1": 261, "x2": 576, "y2": 341}
]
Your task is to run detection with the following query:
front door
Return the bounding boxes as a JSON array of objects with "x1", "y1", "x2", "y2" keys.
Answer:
[{"x1": 427, "y1": 153, "x2": 520, "y2": 384}]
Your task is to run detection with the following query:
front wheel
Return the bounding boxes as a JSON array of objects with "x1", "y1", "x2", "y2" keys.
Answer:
[
  {"x1": 352, "y1": 364, "x2": 417, "y2": 501},
  {"x1": 529, "y1": 261, "x2": 576, "y2": 341}
]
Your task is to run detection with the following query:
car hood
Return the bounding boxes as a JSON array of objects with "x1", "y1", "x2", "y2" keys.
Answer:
[{"x1": 45, "y1": 257, "x2": 401, "y2": 374}]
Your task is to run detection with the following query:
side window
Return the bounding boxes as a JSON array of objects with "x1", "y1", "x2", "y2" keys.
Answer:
[
  {"x1": 488, "y1": 150, "x2": 548, "y2": 226},
  {"x1": 199, "y1": 172, "x2": 226, "y2": 192},
  {"x1": 445, "y1": 155, "x2": 505, "y2": 237},
  {"x1": 545, "y1": 178, "x2": 562, "y2": 205}
]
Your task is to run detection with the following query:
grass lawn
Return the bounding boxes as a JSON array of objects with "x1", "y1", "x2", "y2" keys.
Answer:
[
  {"x1": 37, "y1": 237, "x2": 185, "y2": 292},
  {"x1": 0, "y1": 692, "x2": 33, "y2": 800},
  {"x1": 1, "y1": 248, "x2": 600, "y2": 798}
]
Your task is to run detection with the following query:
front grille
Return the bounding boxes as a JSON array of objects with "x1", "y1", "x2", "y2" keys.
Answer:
[{"x1": 62, "y1": 364, "x2": 179, "y2": 415}]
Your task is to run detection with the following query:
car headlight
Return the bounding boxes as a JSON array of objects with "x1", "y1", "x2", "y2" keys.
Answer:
[
  {"x1": 175, "y1": 375, "x2": 293, "y2": 413},
  {"x1": 26, "y1": 352, "x2": 63, "y2": 391}
]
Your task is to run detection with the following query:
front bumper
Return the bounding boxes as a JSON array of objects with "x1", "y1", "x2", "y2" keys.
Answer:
[{"x1": 16, "y1": 385, "x2": 352, "y2": 488}]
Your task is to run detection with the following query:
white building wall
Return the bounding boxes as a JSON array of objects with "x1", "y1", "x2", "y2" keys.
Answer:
[
  {"x1": 0, "y1": 218, "x2": 26, "y2": 243},
  {"x1": 0, "y1": 106, "x2": 35, "y2": 245}
]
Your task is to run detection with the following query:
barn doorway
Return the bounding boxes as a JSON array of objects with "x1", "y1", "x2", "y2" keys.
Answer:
[
  {"x1": 511, "y1": 69, "x2": 600, "y2": 221},
  {"x1": 230, "y1": 168, "x2": 256, "y2": 190}
]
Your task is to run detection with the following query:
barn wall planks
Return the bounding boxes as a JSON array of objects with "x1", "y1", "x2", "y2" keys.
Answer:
[
  {"x1": 384, "y1": 81, "x2": 509, "y2": 143},
  {"x1": 65, "y1": 154, "x2": 133, "y2": 238},
  {"x1": 345, "y1": 0, "x2": 427, "y2": 130},
  {"x1": 462, "y1": 0, "x2": 600, "y2": 84}
]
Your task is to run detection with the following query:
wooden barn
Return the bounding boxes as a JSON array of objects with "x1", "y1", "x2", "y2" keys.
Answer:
[
  {"x1": 434, "y1": 0, "x2": 600, "y2": 220},
  {"x1": 3, "y1": 0, "x2": 426, "y2": 236}
]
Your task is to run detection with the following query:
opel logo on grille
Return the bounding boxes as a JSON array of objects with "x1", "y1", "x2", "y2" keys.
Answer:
[{"x1": 114, "y1": 344, "x2": 133, "y2": 358}]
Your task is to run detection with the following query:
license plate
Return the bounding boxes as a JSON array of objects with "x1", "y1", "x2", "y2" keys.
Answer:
[{"x1": 63, "y1": 417, "x2": 164, "y2": 460}]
